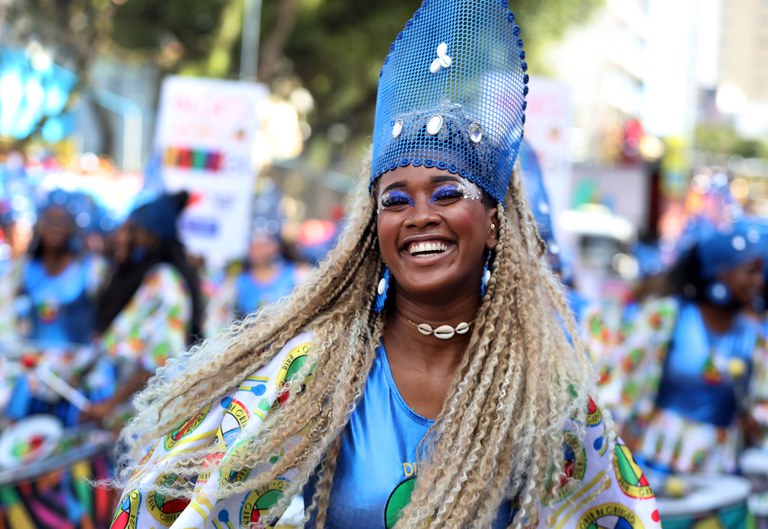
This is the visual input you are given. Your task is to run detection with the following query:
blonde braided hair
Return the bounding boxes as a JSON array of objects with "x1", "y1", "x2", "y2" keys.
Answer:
[{"x1": 116, "y1": 150, "x2": 602, "y2": 529}]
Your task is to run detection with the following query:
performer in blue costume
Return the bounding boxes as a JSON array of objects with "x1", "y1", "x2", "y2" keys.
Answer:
[
  {"x1": 20, "y1": 203, "x2": 104, "y2": 345},
  {"x1": 8, "y1": 201, "x2": 106, "y2": 425},
  {"x1": 595, "y1": 219, "x2": 768, "y2": 474},
  {"x1": 111, "y1": 2, "x2": 661, "y2": 528},
  {"x1": 206, "y1": 229, "x2": 306, "y2": 335}
]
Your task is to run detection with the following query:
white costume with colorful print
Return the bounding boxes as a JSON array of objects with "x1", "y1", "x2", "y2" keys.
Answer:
[
  {"x1": 110, "y1": 333, "x2": 660, "y2": 529},
  {"x1": 102, "y1": 264, "x2": 191, "y2": 373}
]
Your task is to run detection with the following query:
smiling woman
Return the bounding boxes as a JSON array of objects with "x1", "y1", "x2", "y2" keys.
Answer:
[{"x1": 109, "y1": 1, "x2": 661, "y2": 528}]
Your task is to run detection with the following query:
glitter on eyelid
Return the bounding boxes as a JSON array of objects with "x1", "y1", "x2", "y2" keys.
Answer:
[
  {"x1": 378, "y1": 190, "x2": 415, "y2": 212},
  {"x1": 457, "y1": 181, "x2": 483, "y2": 200}
]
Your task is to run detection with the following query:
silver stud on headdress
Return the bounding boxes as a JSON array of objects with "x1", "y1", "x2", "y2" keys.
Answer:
[
  {"x1": 392, "y1": 120, "x2": 404, "y2": 138},
  {"x1": 732, "y1": 235, "x2": 746, "y2": 251},
  {"x1": 427, "y1": 115, "x2": 443, "y2": 135},
  {"x1": 468, "y1": 123, "x2": 483, "y2": 143}
]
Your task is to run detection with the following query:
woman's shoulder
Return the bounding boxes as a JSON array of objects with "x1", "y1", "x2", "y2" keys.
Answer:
[{"x1": 629, "y1": 296, "x2": 679, "y2": 335}]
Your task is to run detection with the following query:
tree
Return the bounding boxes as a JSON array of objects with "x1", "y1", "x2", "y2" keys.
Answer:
[
  {"x1": 264, "y1": 0, "x2": 605, "y2": 153},
  {"x1": 3, "y1": 0, "x2": 605, "y2": 157},
  {"x1": 2, "y1": 0, "x2": 230, "y2": 152}
]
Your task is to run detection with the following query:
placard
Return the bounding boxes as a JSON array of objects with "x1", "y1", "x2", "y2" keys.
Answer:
[{"x1": 155, "y1": 76, "x2": 268, "y2": 267}]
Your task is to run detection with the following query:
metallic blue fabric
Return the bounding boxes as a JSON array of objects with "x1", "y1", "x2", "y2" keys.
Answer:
[
  {"x1": 656, "y1": 301, "x2": 759, "y2": 428},
  {"x1": 23, "y1": 257, "x2": 95, "y2": 345},
  {"x1": 304, "y1": 344, "x2": 513, "y2": 528},
  {"x1": 371, "y1": 0, "x2": 528, "y2": 205}
]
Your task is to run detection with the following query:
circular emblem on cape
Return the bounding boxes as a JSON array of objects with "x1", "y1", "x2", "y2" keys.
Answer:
[
  {"x1": 578, "y1": 502, "x2": 645, "y2": 529},
  {"x1": 217, "y1": 397, "x2": 250, "y2": 447},
  {"x1": 587, "y1": 397, "x2": 603, "y2": 427},
  {"x1": 219, "y1": 440, "x2": 253, "y2": 487},
  {"x1": 164, "y1": 404, "x2": 212, "y2": 451},
  {"x1": 613, "y1": 441, "x2": 654, "y2": 499},
  {"x1": 146, "y1": 474, "x2": 191, "y2": 526},
  {"x1": 548, "y1": 431, "x2": 587, "y2": 503},
  {"x1": 275, "y1": 341, "x2": 311, "y2": 406},
  {"x1": 240, "y1": 479, "x2": 289, "y2": 528},
  {"x1": 385, "y1": 477, "x2": 416, "y2": 529},
  {"x1": 109, "y1": 489, "x2": 141, "y2": 529},
  {"x1": 129, "y1": 442, "x2": 157, "y2": 482}
]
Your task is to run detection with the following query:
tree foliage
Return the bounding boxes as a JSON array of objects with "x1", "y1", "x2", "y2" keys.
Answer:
[
  {"x1": 695, "y1": 124, "x2": 768, "y2": 159},
  {"x1": 266, "y1": 0, "x2": 605, "y2": 147},
  {"x1": 4, "y1": 0, "x2": 604, "y2": 154}
]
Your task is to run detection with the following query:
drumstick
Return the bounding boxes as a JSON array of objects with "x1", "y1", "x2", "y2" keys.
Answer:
[{"x1": 36, "y1": 364, "x2": 91, "y2": 412}]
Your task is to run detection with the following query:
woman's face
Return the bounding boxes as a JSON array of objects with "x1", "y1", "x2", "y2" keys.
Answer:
[
  {"x1": 248, "y1": 234, "x2": 281, "y2": 267},
  {"x1": 376, "y1": 165, "x2": 498, "y2": 299},
  {"x1": 720, "y1": 258, "x2": 765, "y2": 307},
  {"x1": 38, "y1": 207, "x2": 73, "y2": 252}
]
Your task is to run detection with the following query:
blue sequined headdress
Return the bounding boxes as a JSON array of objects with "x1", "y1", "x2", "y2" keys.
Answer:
[{"x1": 371, "y1": 0, "x2": 529, "y2": 206}]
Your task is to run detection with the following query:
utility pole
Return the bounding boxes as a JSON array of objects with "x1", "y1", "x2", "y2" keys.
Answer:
[{"x1": 240, "y1": 0, "x2": 262, "y2": 81}]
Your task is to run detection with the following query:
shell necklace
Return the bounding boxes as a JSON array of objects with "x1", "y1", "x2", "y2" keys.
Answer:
[{"x1": 400, "y1": 313, "x2": 473, "y2": 340}]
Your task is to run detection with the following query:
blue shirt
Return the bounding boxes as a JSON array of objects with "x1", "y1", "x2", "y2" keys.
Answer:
[
  {"x1": 22, "y1": 257, "x2": 95, "y2": 345},
  {"x1": 235, "y1": 262, "x2": 299, "y2": 317},
  {"x1": 304, "y1": 344, "x2": 513, "y2": 528},
  {"x1": 656, "y1": 301, "x2": 759, "y2": 427}
]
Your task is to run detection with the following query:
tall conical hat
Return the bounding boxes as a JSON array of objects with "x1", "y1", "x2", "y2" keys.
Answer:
[{"x1": 371, "y1": 0, "x2": 529, "y2": 205}]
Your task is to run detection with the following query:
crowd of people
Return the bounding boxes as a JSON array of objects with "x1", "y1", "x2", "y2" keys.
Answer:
[{"x1": 0, "y1": 190, "x2": 312, "y2": 429}]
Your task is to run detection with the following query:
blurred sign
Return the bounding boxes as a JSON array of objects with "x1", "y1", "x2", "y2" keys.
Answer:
[
  {"x1": 155, "y1": 76, "x2": 268, "y2": 267},
  {"x1": 523, "y1": 77, "x2": 572, "y2": 248}
]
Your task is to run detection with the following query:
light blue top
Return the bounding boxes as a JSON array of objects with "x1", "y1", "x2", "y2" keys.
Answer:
[
  {"x1": 304, "y1": 343, "x2": 513, "y2": 528},
  {"x1": 22, "y1": 257, "x2": 96, "y2": 345},
  {"x1": 234, "y1": 262, "x2": 299, "y2": 316},
  {"x1": 656, "y1": 301, "x2": 759, "y2": 427}
]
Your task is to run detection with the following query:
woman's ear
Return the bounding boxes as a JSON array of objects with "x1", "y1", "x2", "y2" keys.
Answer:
[{"x1": 486, "y1": 207, "x2": 499, "y2": 250}]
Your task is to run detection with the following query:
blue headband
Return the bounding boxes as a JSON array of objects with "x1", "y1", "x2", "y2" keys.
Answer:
[
  {"x1": 371, "y1": 0, "x2": 529, "y2": 205},
  {"x1": 697, "y1": 221, "x2": 765, "y2": 280},
  {"x1": 128, "y1": 192, "x2": 188, "y2": 242}
]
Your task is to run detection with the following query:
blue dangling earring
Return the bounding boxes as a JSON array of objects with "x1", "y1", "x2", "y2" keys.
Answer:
[
  {"x1": 707, "y1": 281, "x2": 731, "y2": 306},
  {"x1": 375, "y1": 266, "x2": 391, "y2": 313},
  {"x1": 480, "y1": 252, "x2": 492, "y2": 298}
]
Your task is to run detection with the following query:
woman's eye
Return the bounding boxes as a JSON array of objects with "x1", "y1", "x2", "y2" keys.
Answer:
[
  {"x1": 431, "y1": 186, "x2": 464, "y2": 203},
  {"x1": 379, "y1": 191, "x2": 414, "y2": 209}
]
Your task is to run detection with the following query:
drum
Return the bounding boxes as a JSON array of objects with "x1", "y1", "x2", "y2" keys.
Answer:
[
  {"x1": 0, "y1": 416, "x2": 116, "y2": 529},
  {"x1": 654, "y1": 474, "x2": 751, "y2": 529},
  {"x1": 740, "y1": 448, "x2": 768, "y2": 528},
  {"x1": 1, "y1": 340, "x2": 116, "y2": 426}
]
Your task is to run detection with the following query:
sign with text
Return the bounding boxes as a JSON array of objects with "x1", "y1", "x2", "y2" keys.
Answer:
[{"x1": 155, "y1": 76, "x2": 268, "y2": 267}]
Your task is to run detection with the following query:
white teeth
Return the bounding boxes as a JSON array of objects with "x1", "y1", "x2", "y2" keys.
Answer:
[{"x1": 408, "y1": 241, "x2": 448, "y2": 255}]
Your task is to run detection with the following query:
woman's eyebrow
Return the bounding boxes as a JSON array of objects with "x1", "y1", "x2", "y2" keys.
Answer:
[
  {"x1": 381, "y1": 181, "x2": 407, "y2": 193},
  {"x1": 430, "y1": 175, "x2": 461, "y2": 184}
]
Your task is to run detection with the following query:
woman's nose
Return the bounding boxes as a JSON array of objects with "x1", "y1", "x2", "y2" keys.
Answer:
[{"x1": 406, "y1": 197, "x2": 441, "y2": 228}]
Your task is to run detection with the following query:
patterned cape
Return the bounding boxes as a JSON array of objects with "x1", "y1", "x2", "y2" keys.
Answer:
[
  {"x1": 102, "y1": 264, "x2": 191, "y2": 373},
  {"x1": 110, "y1": 333, "x2": 661, "y2": 529}
]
